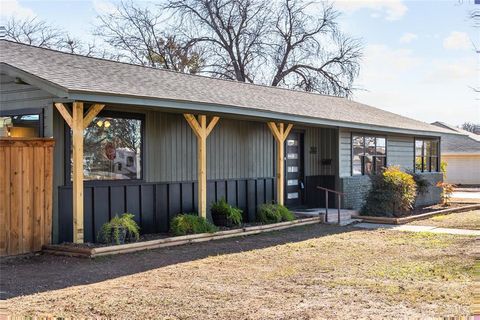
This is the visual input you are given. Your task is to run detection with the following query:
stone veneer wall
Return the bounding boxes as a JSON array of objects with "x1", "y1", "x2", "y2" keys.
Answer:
[
  {"x1": 341, "y1": 172, "x2": 443, "y2": 211},
  {"x1": 341, "y1": 175, "x2": 372, "y2": 210}
]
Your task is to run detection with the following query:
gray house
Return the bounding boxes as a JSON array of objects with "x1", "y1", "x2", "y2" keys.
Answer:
[{"x1": 0, "y1": 40, "x2": 447, "y2": 244}]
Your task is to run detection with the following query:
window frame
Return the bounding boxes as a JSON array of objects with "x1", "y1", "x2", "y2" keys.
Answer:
[
  {"x1": 64, "y1": 108, "x2": 146, "y2": 186},
  {"x1": 351, "y1": 133, "x2": 387, "y2": 176},
  {"x1": 414, "y1": 138, "x2": 440, "y2": 173},
  {"x1": 0, "y1": 107, "x2": 44, "y2": 137}
]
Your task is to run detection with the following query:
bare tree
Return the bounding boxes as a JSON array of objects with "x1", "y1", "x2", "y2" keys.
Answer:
[
  {"x1": 269, "y1": 1, "x2": 361, "y2": 95},
  {"x1": 3, "y1": 17, "x2": 64, "y2": 48},
  {"x1": 166, "y1": 0, "x2": 271, "y2": 82},
  {"x1": 459, "y1": 122, "x2": 480, "y2": 134},
  {"x1": 165, "y1": 0, "x2": 361, "y2": 96},
  {"x1": 2, "y1": 17, "x2": 102, "y2": 57},
  {"x1": 95, "y1": 1, "x2": 203, "y2": 73}
]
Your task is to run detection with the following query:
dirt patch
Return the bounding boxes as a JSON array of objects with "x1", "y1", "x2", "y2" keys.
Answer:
[
  {"x1": 408, "y1": 210, "x2": 480, "y2": 230},
  {"x1": 1, "y1": 224, "x2": 476, "y2": 319}
]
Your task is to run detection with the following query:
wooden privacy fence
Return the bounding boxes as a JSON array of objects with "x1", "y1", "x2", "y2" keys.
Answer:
[{"x1": 0, "y1": 138, "x2": 54, "y2": 256}]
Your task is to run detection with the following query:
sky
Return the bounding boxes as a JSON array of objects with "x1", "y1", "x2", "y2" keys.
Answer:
[{"x1": 0, "y1": 0, "x2": 478, "y2": 126}]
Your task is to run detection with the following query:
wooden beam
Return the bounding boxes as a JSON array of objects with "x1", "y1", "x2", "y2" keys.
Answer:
[
  {"x1": 183, "y1": 114, "x2": 220, "y2": 219},
  {"x1": 83, "y1": 104, "x2": 105, "y2": 129},
  {"x1": 54, "y1": 103, "x2": 72, "y2": 128},
  {"x1": 72, "y1": 102, "x2": 84, "y2": 243},
  {"x1": 267, "y1": 122, "x2": 293, "y2": 206},
  {"x1": 184, "y1": 114, "x2": 202, "y2": 138},
  {"x1": 283, "y1": 123, "x2": 293, "y2": 140},
  {"x1": 206, "y1": 116, "x2": 220, "y2": 136}
]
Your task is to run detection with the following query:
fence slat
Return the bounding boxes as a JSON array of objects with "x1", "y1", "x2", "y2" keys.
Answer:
[
  {"x1": 33, "y1": 146, "x2": 45, "y2": 251},
  {"x1": 0, "y1": 146, "x2": 9, "y2": 255},
  {"x1": 0, "y1": 138, "x2": 54, "y2": 256}
]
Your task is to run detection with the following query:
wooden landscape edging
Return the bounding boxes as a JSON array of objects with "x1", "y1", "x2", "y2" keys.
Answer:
[
  {"x1": 43, "y1": 217, "x2": 322, "y2": 258},
  {"x1": 352, "y1": 204, "x2": 480, "y2": 225}
]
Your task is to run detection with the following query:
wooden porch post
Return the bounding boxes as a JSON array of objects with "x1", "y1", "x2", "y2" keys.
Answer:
[
  {"x1": 267, "y1": 122, "x2": 293, "y2": 205},
  {"x1": 184, "y1": 114, "x2": 220, "y2": 218},
  {"x1": 54, "y1": 102, "x2": 105, "y2": 243}
]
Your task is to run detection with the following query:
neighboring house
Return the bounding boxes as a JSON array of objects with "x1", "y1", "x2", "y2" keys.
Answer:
[
  {"x1": 431, "y1": 122, "x2": 480, "y2": 185},
  {"x1": 0, "y1": 40, "x2": 452, "y2": 244}
]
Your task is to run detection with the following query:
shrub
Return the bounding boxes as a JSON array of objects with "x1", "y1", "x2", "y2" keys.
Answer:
[
  {"x1": 211, "y1": 198, "x2": 243, "y2": 226},
  {"x1": 100, "y1": 213, "x2": 140, "y2": 245},
  {"x1": 361, "y1": 166, "x2": 417, "y2": 217},
  {"x1": 436, "y1": 181, "x2": 455, "y2": 206},
  {"x1": 170, "y1": 214, "x2": 218, "y2": 236},
  {"x1": 257, "y1": 203, "x2": 295, "y2": 223},
  {"x1": 407, "y1": 170, "x2": 431, "y2": 195}
]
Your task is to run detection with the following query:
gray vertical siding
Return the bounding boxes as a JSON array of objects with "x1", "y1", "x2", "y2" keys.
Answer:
[
  {"x1": 304, "y1": 126, "x2": 338, "y2": 176},
  {"x1": 145, "y1": 111, "x2": 274, "y2": 182},
  {"x1": 0, "y1": 74, "x2": 56, "y2": 137},
  {"x1": 339, "y1": 129, "x2": 417, "y2": 177}
]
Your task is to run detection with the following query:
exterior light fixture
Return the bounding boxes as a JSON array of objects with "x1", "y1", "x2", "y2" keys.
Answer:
[
  {"x1": 97, "y1": 120, "x2": 103, "y2": 127},
  {"x1": 104, "y1": 120, "x2": 111, "y2": 128}
]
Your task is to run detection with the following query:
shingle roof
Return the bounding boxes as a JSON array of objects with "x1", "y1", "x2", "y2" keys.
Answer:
[
  {"x1": 431, "y1": 122, "x2": 480, "y2": 154},
  {"x1": 0, "y1": 40, "x2": 450, "y2": 135}
]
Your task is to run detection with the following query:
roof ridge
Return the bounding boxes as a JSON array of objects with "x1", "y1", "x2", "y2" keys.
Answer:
[{"x1": 0, "y1": 39, "x2": 346, "y2": 100}]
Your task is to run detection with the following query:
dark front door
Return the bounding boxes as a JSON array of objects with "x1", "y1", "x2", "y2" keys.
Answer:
[{"x1": 284, "y1": 131, "x2": 304, "y2": 207}]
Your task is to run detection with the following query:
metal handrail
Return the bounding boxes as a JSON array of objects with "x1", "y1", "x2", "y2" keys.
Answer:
[{"x1": 316, "y1": 186, "x2": 345, "y2": 224}]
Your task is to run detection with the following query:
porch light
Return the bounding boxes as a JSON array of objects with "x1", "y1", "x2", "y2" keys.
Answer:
[
  {"x1": 104, "y1": 120, "x2": 111, "y2": 128},
  {"x1": 97, "y1": 120, "x2": 103, "y2": 127}
]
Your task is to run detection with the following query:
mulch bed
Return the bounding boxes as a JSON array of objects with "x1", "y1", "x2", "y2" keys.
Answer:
[
  {"x1": 409, "y1": 203, "x2": 467, "y2": 215},
  {"x1": 353, "y1": 203, "x2": 480, "y2": 225},
  {"x1": 59, "y1": 221, "x2": 278, "y2": 249}
]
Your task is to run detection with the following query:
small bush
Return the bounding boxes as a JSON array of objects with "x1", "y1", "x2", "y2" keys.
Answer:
[
  {"x1": 170, "y1": 214, "x2": 218, "y2": 236},
  {"x1": 257, "y1": 203, "x2": 295, "y2": 223},
  {"x1": 361, "y1": 166, "x2": 417, "y2": 217},
  {"x1": 211, "y1": 198, "x2": 243, "y2": 226},
  {"x1": 407, "y1": 170, "x2": 431, "y2": 195},
  {"x1": 436, "y1": 181, "x2": 455, "y2": 206},
  {"x1": 100, "y1": 213, "x2": 140, "y2": 245}
]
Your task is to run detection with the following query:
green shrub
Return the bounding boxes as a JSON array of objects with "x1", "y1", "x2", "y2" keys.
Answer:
[
  {"x1": 100, "y1": 213, "x2": 140, "y2": 245},
  {"x1": 361, "y1": 166, "x2": 417, "y2": 217},
  {"x1": 211, "y1": 198, "x2": 243, "y2": 226},
  {"x1": 170, "y1": 214, "x2": 218, "y2": 236},
  {"x1": 257, "y1": 203, "x2": 295, "y2": 223},
  {"x1": 407, "y1": 170, "x2": 431, "y2": 195}
]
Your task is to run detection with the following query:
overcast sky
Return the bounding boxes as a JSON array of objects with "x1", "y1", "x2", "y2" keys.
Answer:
[{"x1": 1, "y1": 0, "x2": 478, "y2": 126}]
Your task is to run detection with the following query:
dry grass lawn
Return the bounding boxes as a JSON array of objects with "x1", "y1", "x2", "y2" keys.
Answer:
[
  {"x1": 409, "y1": 210, "x2": 480, "y2": 230},
  {"x1": 2, "y1": 227, "x2": 477, "y2": 319}
]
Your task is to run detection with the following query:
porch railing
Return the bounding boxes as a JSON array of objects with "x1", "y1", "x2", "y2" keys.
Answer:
[{"x1": 316, "y1": 186, "x2": 345, "y2": 224}]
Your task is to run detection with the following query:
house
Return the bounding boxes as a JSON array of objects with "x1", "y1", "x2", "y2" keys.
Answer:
[
  {"x1": 0, "y1": 40, "x2": 450, "y2": 244},
  {"x1": 431, "y1": 122, "x2": 480, "y2": 185}
]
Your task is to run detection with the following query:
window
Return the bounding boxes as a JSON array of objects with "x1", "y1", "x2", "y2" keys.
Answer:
[
  {"x1": 0, "y1": 108, "x2": 43, "y2": 137},
  {"x1": 415, "y1": 139, "x2": 439, "y2": 172},
  {"x1": 352, "y1": 135, "x2": 386, "y2": 175},
  {"x1": 68, "y1": 111, "x2": 144, "y2": 181}
]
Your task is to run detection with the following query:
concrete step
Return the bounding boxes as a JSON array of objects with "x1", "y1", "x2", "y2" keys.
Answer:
[{"x1": 292, "y1": 208, "x2": 359, "y2": 224}]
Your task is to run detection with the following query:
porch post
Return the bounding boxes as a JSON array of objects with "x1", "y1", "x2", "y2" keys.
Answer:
[
  {"x1": 54, "y1": 102, "x2": 104, "y2": 243},
  {"x1": 267, "y1": 122, "x2": 293, "y2": 205},
  {"x1": 184, "y1": 114, "x2": 220, "y2": 218}
]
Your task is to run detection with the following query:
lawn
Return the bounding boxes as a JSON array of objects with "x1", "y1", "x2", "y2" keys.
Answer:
[
  {"x1": 409, "y1": 210, "x2": 480, "y2": 230},
  {"x1": 1, "y1": 224, "x2": 476, "y2": 319}
]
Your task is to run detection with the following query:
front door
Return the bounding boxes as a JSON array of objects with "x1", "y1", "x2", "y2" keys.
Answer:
[{"x1": 284, "y1": 131, "x2": 304, "y2": 207}]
